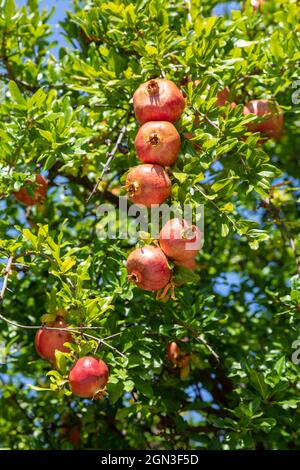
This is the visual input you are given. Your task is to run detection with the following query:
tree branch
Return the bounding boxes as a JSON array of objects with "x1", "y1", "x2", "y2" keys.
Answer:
[
  {"x1": 176, "y1": 319, "x2": 220, "y2": 364},
  {"x1": 86, "y1": 120, "x2": 129, "y2": 203},
  {"x1": 261, "y1": 198, "x2": 300, "y2": 275},
  {"x1": 0, "y1": 256, "x2": 13, "y2": 301}
]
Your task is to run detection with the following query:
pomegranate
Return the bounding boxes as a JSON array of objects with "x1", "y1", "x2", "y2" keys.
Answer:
[
  {"x1": 126, "y1": 245, "x2": 171, "y2": 291},
  {"x1": 216, "y1": 87, "x2": 236, "y2": 108},
  {"x1": 243, "y1": 99, "x2": 283, "y2": 140},
  {"x1": 68, "y1": 427, "x2": 81, "y2": 445},
  {"x1": 61, "y1": 425, "x2": 81, "y2": 445},
  {"x1": 69, "y1": 356, "x2": 109, "y2": 398},
  {"x1": 134, "y1": 121, "x2": 180, "y2": 166},
  {"x1": 167, "y1": 342, "x2": 181, "y2": 364},
  {"x1": 133, "y1": 78, "x2": 185, "y2": 124},
  {"x1": 174, "y1": 257, "x2": 197, "y2": 271},
  {"x1": 125, "y1": 164, "x2": 171, "y2": 207},
  {"x1": 159, "y1": 218, "x2": 201, "y2": 261},
  {"x1": 35, "y1": 318, "x2": 73, "y2": 363},
  {"x1": 14, "y1": 174, "x2": 48, "y2": 206}
]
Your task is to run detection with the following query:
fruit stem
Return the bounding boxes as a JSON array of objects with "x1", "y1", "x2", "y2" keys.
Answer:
[{"x1": 147, "y1": 79, "x2": 159, "y2": 96}]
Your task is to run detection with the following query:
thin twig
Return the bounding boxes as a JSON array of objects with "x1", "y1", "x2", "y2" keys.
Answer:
[
  {"x1": 261, "y1": 198, "x2": 300, "y2": 276},
  {"x1": 86, "y1": 119, "x2": 129, "y2": 203},
  {"x1": 0, "y1": 256, "x2": 13, "y2": 301},
  {"x1": 194, "y1": 185, "x2": 238, "y2": 232},
  {"x1": 0, "y1": 311, "x2": 126, "y2": 359},
  {"x1": 176, "y1": 319, "x2": 220, "y2": 364},
  {"x1": 196, "y1": 335, "x2": 220, "y2": 364},
  {"x1": 191, "y1": 105, "x2": 220, "y2": 131}
]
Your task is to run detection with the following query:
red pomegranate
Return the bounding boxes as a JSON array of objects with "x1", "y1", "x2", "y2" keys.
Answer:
[
  {"x1": 126, "y1": 245, "x2": 171, "y2": 291},
  {"x1": 174, "y1": 257, "x2": 197, "y2": 271},
  {"x1": 159, "y1": 218, "x2": 201, "y2": 261},
  {"x1": 216, "y1": 87, "x2": 236, "y2": 108},
  {"x1": 69, "y1": 356, "x2": 109, "y2": 398},
  {"x1": 14, "y1": 174, "x2": 48, "y2": 206},
  {"x1": 134, "y1": 121, "x2": 180, "y2": 166},
  {"x1": 243, "y1": 99, "x2": 283, "y2": 140},
  {"x1": 133, "y1": 79, "x2": 185, "y2": 124},
  {"x1": 167, "y1": 342, "x2": 181, "y2": 364},
  {"x1": 35, "y1": 318, "x2": 73, "y2": 363},
  {"x1": 68, "y1": 427, "x2": 81, "y2": 445},
  {"x1": 61, "y1": 425, "x2": 81, "y2": 445},
  {"x1": 125, "y1": 164, "x2": 171, "y2": 207}
]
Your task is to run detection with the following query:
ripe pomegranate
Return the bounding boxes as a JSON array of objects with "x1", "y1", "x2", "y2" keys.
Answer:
[
  {"x1": 61, "y1": 425, "x2": 81, "y2": 445},
  {"x1": 174, "y1": 257, "x2": 197, "y2": 271},
  {"x1": 126, "y1": 245, "x2": 171, "y2": 291},
  {"x1": 134, "y1": 121, "x2": 180, "y2": 166},
  {"x1": 159, "y1": 218, "x2": 201, "y2": 261},
  {"x1": 125, "y1": 164, "x2": 171, "y2": 207},
  {"x1": 35, "y1": 318, "x2": 73, "y2": 363},
  {"x1": 216, "y1": 87, "x2": 236, "y2": 108},
  {"x1": 167, "y1": 342, "x2": 181, "y2": 364},
  {"x1": 243, "y1": 99, "x2": 283, "y2": 140},
  {"x1": 133, "y1": 78, "x2": 185, "y2": 124},
  {"x1": 69, "y1": 356, "x2": 109, "y2": 398},
  {"x1": 14, "y1": 174, "x2": 48, "y2": 206},
  {"x1": 68, "y1": 427, "x2": 81, "y2": 445}
]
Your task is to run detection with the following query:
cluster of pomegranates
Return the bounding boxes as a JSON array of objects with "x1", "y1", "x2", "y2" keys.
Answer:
[
  {"x1": 126, "y1": 217, "x2": 202, "y2": 294},
  {"x1": 125, "y1": 78, "x2": 185, "y2": 207},
  {"x1": 126, "y1": 78, "x2": 202, "y2": 295},
  {"x1": 35, "y1": 316, "x2": 109, "y2": 399}
]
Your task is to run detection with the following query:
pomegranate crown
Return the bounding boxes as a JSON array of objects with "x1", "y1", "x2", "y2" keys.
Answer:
[{"x1": 147, "y1": 79, "x2": 160, "y2": 96}]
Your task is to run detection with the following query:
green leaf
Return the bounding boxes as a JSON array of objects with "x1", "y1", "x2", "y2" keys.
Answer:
[
  {"x1": 274, "y1": 356, "x2": 285, "y2": 376},
  {"x1": 61, "y1": 257, "x2": 76, "y2": 274},
  {"x1": 22, "y1": 229, "x2": 38, "y2": 249},
  {"x1": 173, "y1": 172, "x2": 188, "y2": 184},
  {"x1": 5, "y1": 0, "x2": 16, "y2": 21},
  {"x1": 249, "y1": 370, "x2": 269, "y2": 400},
  {"x1": 37, "y1": 129, "x2": 54, "y2": 142},
  {"x1": 8, "y1": 81, "x2": 26, "y2": 105}
]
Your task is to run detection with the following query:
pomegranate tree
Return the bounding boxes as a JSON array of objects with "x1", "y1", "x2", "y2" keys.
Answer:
[
  {"x1": 133, "y1": 78, "x2": 185, "y2": 124},
  {"x1": 14, "y1": 174, "x2": 48, "y2": 206},
  {"x1": 243, "y1": 99, "x2": 283, "y2": 140},
  {"x1": 125, "y1": 164, "x2": 171, "y2": 207},
  {"x1": 35, "y1": 318, "x2": 73, "y2": 363},
  {"x1": 126, "y1": 245, "x2": 171, "y2": 291},
  {"x1": 69, "y1": 356, "x2": 109, "y2": 398},
  {"x1": 134, "y1": 121, "x2": 180, "y2": 166},
  {"x1": 159, "y1": 218, "x2": 201, "y2": 261}
]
